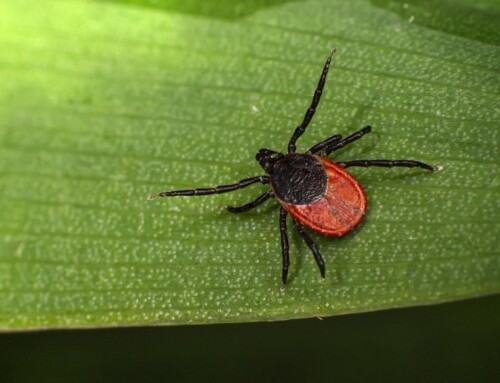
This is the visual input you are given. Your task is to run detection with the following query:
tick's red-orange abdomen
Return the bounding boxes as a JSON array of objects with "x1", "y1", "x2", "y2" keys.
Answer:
[{"x1": 279, "y1": 156, "x2": 367, "y2": 237}]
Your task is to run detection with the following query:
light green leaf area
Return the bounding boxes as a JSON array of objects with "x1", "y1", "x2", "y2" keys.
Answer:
[{"x1": 0, "y1": 0, "x2": 498, "y2": 330}]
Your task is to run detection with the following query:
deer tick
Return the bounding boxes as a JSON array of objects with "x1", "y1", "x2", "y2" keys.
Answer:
[{"x1": 149, "y1": 49, "x2": 438, "y2": 287}]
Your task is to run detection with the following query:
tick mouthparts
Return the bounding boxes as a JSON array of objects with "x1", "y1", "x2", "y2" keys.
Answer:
[{"x1": 147, "y1": 194, "x2": 158, "y2": 201}]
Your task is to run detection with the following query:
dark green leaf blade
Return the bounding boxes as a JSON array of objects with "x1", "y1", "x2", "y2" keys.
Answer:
[{"x1": 0, "y1": 0, "x2": 498, "y2": 330}]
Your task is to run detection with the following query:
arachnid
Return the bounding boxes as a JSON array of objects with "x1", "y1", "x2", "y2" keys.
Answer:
[{"x1": 149, "y1": 49, "x2": 438, "y2": 287}]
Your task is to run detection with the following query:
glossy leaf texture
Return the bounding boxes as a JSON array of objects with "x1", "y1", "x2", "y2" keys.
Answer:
[{"x1": 0, "y1": 0, "x2": 498, "y2": 330}]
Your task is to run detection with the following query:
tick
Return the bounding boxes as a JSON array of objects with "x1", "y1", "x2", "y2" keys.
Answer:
[{"x1": 149, "y1": 49, "x2": 439, "y2": 287}]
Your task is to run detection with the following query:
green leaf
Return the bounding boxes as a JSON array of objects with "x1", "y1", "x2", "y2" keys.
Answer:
[{"x1": 0, "y1": 0, "x2": 498, "y2": 330}]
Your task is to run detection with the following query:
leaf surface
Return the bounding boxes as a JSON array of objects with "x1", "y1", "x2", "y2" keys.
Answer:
[{"x1": 0, "y1": 0, "x2": 498, "y2": 329}]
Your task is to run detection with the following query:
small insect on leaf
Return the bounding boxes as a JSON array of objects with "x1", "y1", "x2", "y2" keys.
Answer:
[{"x1": 149, "y1": 49, "x2": 438, "y2": 288}]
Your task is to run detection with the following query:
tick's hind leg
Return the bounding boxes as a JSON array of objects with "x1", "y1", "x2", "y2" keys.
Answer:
[
  {"x1": 279, "y1": 207, "x2": 290, "y2": 287},
  {"x1": 339, "y1": 159, "x2": 436, "y2": 171},
  {"x1": 293, "y1": 220, "x2": 325, "y2": 279},
  {"x1": 227, "y1": 191, "x2": 274, "y2": 213}
]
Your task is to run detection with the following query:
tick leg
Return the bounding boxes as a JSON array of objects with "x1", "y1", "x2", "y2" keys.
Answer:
[
  {"x1": 288, "y1": 49, "x2": 336, "y2": 153},
  {"x1": 293, "y1": 220, "x2": 325, "y2": 279},
  {"x1": 227, "y1": 191, "x2": 274, "y2": 213},
  {"x1": 148, "y1": 176, "x2": 270, "y2": 199},
  {"x1": 307, "y1": 134, "x2": 342, "y2": 155},
  {"x1": 322, "y1": 125, "x2": 372, "y2": 156},
  {"x1": 280, "y1": 207, "x2": 290, "y2": 286},
  {"x1": 339, "y1": 159, "x2": 435, "y2": 171}
]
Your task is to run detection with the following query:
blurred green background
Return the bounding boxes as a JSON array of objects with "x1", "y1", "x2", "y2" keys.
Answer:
[{"x1": 2, "y1": 295, "x2": 499, "y2": 382}]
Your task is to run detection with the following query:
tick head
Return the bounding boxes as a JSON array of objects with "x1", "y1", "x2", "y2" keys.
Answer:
[{"x1": 256, "y1": 149, "x2": 284, "y2": 174}]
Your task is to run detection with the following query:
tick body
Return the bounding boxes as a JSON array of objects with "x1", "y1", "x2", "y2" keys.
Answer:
[
  {"x1": 273, "y1": 154, "x2": 367, "y2": 237},
  {"x1": 149, "y1": 49, "x2": 438, "y2": 287}
]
